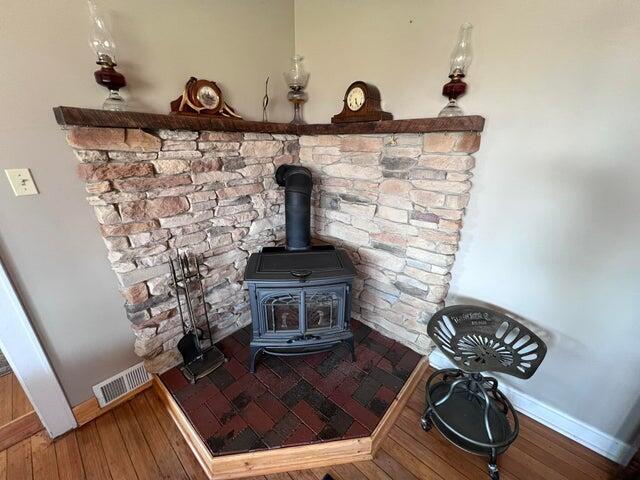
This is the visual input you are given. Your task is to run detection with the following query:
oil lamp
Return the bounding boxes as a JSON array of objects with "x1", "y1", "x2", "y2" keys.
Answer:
[
  {"x1": 88, "y1": 0, "x2": 126, "y2": 111},
  {"x1": 438, "y1": 23, "x2": 473, "y2": 117},
  {"x1": 284, "y1": 55, "x2": 310, "y2": 124}
]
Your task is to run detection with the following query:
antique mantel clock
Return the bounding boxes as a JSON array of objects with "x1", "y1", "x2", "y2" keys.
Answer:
[
  {"x1": 331, "y1": 81, "x2": 393, "y2": 123},
  {"x1": 170, "y1": 77, "x2": 242, "y2": 118}
]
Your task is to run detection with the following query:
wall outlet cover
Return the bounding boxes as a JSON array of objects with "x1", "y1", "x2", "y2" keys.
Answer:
[{"x1": 5, "y1": 168, "x2": 39, "y2": 196}]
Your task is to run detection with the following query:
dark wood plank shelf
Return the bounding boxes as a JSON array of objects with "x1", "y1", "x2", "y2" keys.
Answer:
[{"x1": 53, "y1": 106, "x2": 484, "y2": 135}]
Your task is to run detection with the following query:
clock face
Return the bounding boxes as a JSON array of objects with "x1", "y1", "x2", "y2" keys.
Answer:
[
  {"x1": 346, "y1": 86, "x2": 365, "y2": 111},
  {"x1": 196, "y1": 85, "x2": 220, "y2": 110}
]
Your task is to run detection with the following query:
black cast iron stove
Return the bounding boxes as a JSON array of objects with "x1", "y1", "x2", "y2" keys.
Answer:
[{"x1": 244, "y1": 165, "x2": 356, "y2": 372}]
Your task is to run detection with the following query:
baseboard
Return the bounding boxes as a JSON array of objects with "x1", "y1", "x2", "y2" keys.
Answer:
[
  {"x1": 0, "y1": 411, "x2": 42, "y2": 451},
  {"x1": 428, "y1": 349, "x2": 631, "y2": 464},
  {"x1": 72, "y1": 381, "x2": 152, "y2": 426}
]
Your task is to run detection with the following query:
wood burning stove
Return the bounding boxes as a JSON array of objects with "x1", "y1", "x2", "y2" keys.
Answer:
[{"x1": 244, "y1": 165, "x2": 356, "y2": 372}]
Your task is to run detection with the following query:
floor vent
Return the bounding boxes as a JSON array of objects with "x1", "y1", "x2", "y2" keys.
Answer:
[{"x1": 92, "y1": 362, "x2": 151, "y2": 408}]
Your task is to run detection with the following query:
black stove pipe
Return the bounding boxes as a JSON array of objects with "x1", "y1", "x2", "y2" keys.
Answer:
[{"x1": 275, "y1": 164, "x2": 312, "y2": 251}]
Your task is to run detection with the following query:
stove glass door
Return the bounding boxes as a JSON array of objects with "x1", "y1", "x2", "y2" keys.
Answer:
[
  {"x1": 261, "y1": 290, "x2": 301, "y2": 335},
  {"x1": 304, "y1": 285, "x2": 345, "y2": 334}
]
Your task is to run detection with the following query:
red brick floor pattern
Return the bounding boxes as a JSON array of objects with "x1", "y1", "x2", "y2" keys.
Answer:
[{"x1": 160, "y1": 320, "x2": 422, "y2": 456}]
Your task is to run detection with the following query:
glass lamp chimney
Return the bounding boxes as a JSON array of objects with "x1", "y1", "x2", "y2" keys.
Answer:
[
  {"x1": 88, "y1": 0, "x2": 117, "y2": 66},
  {"x1": 449, "y1": 23, "x2": 473, "y2": 76},
  {"x1": 284, "y1": 55, "x2": 310, "y2": 90}
]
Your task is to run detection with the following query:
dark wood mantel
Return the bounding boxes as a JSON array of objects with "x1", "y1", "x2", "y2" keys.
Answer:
[{"x1": 53, "y1": 106, "x2": 484, "y2": 135}]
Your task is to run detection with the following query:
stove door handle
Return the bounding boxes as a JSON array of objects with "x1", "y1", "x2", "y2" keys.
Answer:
[{"x1": 290, "y1": 269, "x2": 312, "y2": 279}]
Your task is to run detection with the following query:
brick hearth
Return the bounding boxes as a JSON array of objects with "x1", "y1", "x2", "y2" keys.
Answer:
[
  {"x1": 160, "y1": 320, "x2": 421, "y2": 455},
  {"x1": 56, "y1": 108, "x2": 483, "y2": 373}
]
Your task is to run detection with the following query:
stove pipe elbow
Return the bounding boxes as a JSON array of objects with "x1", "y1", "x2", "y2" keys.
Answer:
[{"x1": 276, "y1": 164, "x2": 312, "y2": 251}]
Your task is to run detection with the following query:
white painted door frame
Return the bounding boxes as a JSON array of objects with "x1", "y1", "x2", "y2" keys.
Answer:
[{"x1": 0, "y1": 257, "x2": 77, "y2": 437}]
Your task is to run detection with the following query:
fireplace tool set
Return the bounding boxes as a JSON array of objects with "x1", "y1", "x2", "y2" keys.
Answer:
[
  {"x1": 170, "y1": 252, "x2": 226, "y2": 383},
  {"x1": 422, "y1": 305, "x2": 547, "y2": 479}
]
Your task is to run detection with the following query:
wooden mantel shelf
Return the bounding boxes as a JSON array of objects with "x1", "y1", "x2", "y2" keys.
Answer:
[{"x1": 53, "y1": 106, "x2": 484, "y2": 135}]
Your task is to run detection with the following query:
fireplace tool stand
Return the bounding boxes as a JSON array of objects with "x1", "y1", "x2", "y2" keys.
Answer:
[
  {"x1": 170, "y1": 252, "x2": 226, "y2": 383},
  {"x1": 422, "y1": 305, "x2": 547, "y2": 479}
]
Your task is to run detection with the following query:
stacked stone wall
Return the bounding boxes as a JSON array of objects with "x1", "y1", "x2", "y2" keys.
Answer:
[
  {"x1": 299, "y1": 132, "x2": 479, "y2": 352},
  {"x1": 68, "y1": 127, "x2": 297, "y2": 371},
  {"x1": 65, "y1": 126, "x2": 480, "y2": 371}
]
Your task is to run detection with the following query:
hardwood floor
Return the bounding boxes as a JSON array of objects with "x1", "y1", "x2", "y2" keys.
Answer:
[
  {"x1": 0, "y1": 373, "x2": 34, "y2": 425},
  {"x1": 0, "y1": 371, "x2": 618, "y2": 480},
  {"x1": 0, "y1": 373, "x2": 41, "y2": 453}
]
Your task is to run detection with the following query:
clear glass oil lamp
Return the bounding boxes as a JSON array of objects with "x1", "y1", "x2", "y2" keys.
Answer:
[
  {"x1": 284, "y1": 55, "x2": 310, "y2": 124},
  {"x1": 88, "y1": 0, "x2": 126, "y2": 111},
  {"x1": 438, "y1": 23, "x2": 473, "y2": 117}
]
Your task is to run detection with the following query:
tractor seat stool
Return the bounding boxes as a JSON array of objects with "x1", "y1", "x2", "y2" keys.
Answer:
[{"x1": 422, "y1": 305, "x2": 547, "y2": 480}]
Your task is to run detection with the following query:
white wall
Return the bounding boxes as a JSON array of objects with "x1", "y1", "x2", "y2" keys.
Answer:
[
  {"x1": 0, "y1": 0, "x2": 294, "y2": 405},
  {"x1": 2, "y1": 0, "x2": 638, "y2": 450},
  {"x1": 295, "y1": 0, "x2": 640, "y2": 446}
]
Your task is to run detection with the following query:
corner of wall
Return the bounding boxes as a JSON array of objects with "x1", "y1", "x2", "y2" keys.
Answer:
[{"x1": 429, "y1": 349, "x2": 633, "y2": 464}]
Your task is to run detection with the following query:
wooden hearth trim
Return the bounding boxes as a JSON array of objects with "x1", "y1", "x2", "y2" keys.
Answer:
[
  {"x1": 53, "y1": 106, "x2": 485, "y2": 134},
  {"x1": 152, "y1": 357, "x2": 427, "y2": 480},
  {"x1": 211, "y1": 437, "x2": 371, "y2": 480},
  {"x1": 371, "y1": 356, "x2": 428, "y2": 453},
  {"x1": 153, "y1": 375, "x2": 217, "y2": 478}
]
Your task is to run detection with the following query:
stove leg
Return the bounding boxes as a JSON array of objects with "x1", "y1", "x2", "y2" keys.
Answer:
[
  {"x1": 249, "y1": 346, "x2": 263, "y2": 373},
  {"x1": 345, "y1": 337, "x2": 356, "y2": 361},
  {"x1": 487, "y1": 449, "x2": 499, "y2": 480}
]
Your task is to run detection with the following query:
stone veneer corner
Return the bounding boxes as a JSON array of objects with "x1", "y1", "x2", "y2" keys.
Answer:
[
  {"x1": 300, "y1": 131, "x2": 480, "y2": 351},
  {"x1": 64, "y1": 125, "x2": 480, "y2": 372}
]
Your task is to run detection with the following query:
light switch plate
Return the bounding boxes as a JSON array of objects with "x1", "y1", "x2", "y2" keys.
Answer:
[{"x1": 5, "y1": 168, "x2": 39, "y2": 196}]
